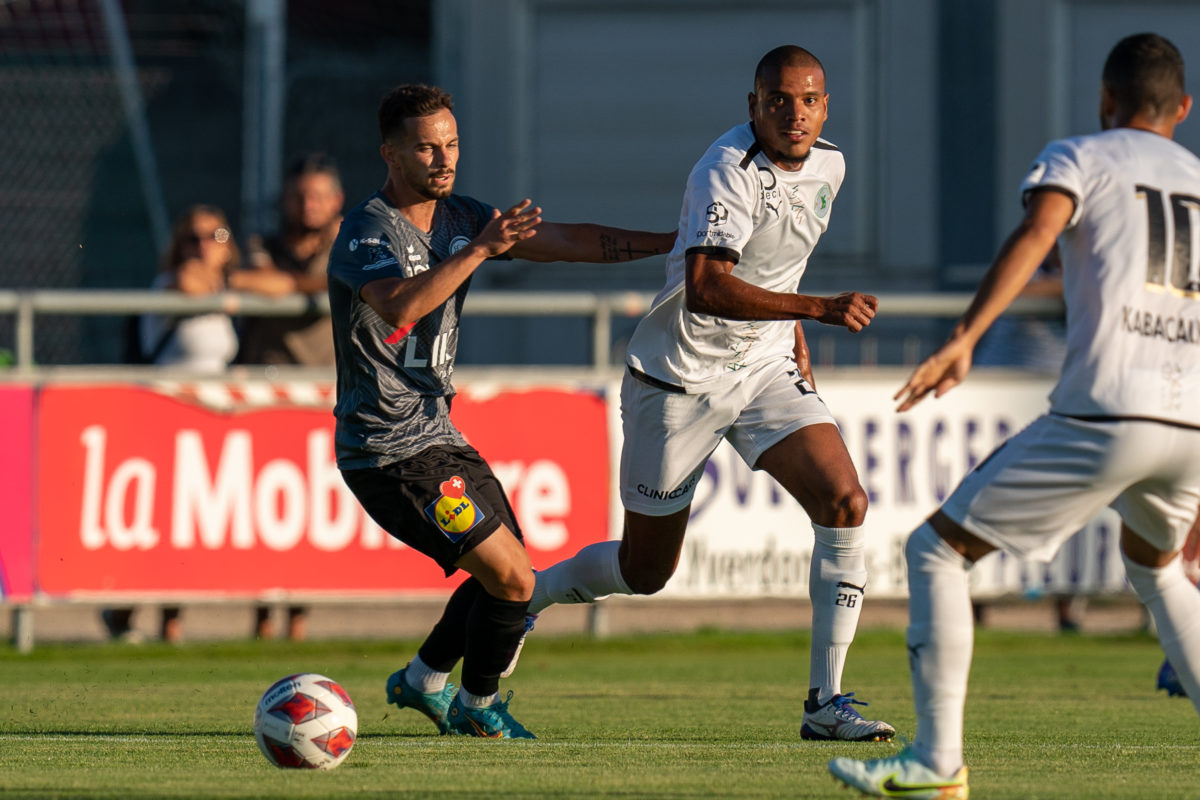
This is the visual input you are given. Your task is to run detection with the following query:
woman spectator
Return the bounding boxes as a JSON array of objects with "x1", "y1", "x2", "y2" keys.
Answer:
[{"x1": 139, "y1": 205, "x2": 242, "y2": 372}]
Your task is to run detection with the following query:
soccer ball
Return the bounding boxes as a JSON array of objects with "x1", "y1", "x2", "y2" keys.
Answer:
[{"x1": 253, "y1": 673, "x2": 358, "y2": 770}]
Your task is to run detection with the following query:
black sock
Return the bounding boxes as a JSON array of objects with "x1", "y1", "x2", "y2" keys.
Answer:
[
  {"x1": 461, "y1": 592, "x2": 530, "y2": 697},
  {"x1": 417, "y1": 577, "x2": 482, "y2": 672}
]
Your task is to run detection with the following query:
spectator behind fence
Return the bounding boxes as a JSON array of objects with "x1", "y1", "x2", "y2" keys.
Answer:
[
  {"x1": 138, "y1": 205, "x2": 243, "y2": 372},
  {"x1": 235, "y1": 154, "x2": 344, "y2": 639},
  {"x1": 236, "y1": 152, "x2": 345, "y2": 367}
]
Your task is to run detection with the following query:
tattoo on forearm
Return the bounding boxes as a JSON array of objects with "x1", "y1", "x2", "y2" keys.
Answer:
[{"x1": 600, "y1": 233, "x2": 663, "y2": 262}]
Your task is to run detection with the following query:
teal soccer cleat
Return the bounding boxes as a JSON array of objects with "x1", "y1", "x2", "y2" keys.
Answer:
[
  {"x1": 447, "y1": 690, "x2": 537, "y2": 739},
  {"x1": 386, "y1": 666, "x2": 456, "y2": 734}
]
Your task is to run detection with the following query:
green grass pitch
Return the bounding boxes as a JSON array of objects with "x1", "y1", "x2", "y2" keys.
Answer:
[{"x1": 0, "y1": 629, "x2": 1195, "y2": 799}]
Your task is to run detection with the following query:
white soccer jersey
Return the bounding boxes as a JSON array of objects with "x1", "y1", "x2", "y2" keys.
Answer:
[
  {"x1": 1022, "y1": 128, "x2": 1200, "y2": 426},
  {"x1": 625, "y1": 122, "x2": 845, "y2": 390}
]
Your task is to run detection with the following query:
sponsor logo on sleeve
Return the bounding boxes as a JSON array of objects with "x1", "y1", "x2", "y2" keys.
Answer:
[
  {"x1": 357, "y1": 237, "x2": 398, "y2": 271},
  {"x1": 695, "y1": 202, "x2": 735, "y2": 242},
  {"x1": 449, "y1": 235, "x2": 471, "y2": 254}
]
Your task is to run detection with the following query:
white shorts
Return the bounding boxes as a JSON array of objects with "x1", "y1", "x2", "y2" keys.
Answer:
[
  {"x1": 943, "y1": 414, "x2": 1200, "y2": 561},
  {"x1": 619, "y1": 357, "x2": 837, "y2": 515}
]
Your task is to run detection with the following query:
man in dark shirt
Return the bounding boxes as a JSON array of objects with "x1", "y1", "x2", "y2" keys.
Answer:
[
  {"x1": 239, "y1": 153, "x2": 345, "y2": 367},
  {"x1": 329, "y1": 83, "x2": 674, "y2": 738}
]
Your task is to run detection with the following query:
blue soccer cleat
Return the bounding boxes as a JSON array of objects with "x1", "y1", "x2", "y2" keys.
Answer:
[
  {"x1": 1156, "y1": 659, "x2": 1188, "y2": 698},
  {"x1": 386, "y1": 666, "x2": 456, "y2": 734},
  {"x1": 447, "y1": 690, "x2": 536, "y2": 739}
]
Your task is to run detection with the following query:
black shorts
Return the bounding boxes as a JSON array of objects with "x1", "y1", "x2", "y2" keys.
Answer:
[{"x1": 341, "y1": 445, "x2": 523, "y2": 576}]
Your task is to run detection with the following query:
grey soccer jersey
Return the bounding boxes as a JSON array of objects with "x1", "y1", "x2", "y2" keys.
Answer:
[
  {"x1": 625, "y1": 122, "x2": 844, "y2": 391},
  {"x1": 328, "y1": 192, "x2": 497, "y2": 468},
  {"x1": 1022, "y1": 129, "x2": 1200, "y2": 426}
]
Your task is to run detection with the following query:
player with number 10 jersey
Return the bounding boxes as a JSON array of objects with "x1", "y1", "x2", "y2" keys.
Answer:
[{"x1": 1025, "y1": 129, "x2": 1200, "y2": 426}]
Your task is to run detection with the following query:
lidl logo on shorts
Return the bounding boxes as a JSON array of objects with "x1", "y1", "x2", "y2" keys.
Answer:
[
  {"x1": 424, "y1": 475, "x2": 485, "y2": 542},
  {"x1": 814, "y1": 183, "x2": 832, "y2": 219}
]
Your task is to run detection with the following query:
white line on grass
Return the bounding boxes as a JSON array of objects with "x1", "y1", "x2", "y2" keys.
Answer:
[{"x1": 6, "y1": 735, "x2": 1199, "y2": 753}]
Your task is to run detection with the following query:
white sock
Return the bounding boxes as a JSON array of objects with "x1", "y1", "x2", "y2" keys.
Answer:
[
  {"x1": 458, "y1": 687, "x2": 499, "y2": 709},
  {"x1": 404, "y1": 654, "x2": 450, "y2": 693},
  {"x1": 1122, "y1": 549, "x2": 1200, "y2": 713},
  {"x1": 906, "y1": 521, "x2": 974, "y2": 779},
  {"x1": 528, "y1": 541, "x2": 633, "y2": 614},
  {"x1": 808, "y1": 523, "x2": 867, "y2": 703}
]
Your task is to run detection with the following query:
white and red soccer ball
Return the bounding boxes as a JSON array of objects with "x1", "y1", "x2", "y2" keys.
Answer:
[{"x1": 253, "y1": 673, "x2": 358, "y2": 770}]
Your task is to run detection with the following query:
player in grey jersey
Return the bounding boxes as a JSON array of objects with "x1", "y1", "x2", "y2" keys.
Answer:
[
  {"x1": 329, "y1": 83, "x2": 675, "y2": 738},
  {"x1": 831, "y1": 33, "x2": 1200, "y2": 798}
]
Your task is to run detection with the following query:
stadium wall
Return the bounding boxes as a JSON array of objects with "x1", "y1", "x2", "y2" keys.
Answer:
[{"x1": 1, "y1": 370, "x2": 1126, "y2": 610}]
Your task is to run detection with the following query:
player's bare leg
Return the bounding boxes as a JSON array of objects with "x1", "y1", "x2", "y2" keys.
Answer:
[
  {"x1": 1121, "y1": 525, "x2": 1200, "y2": 710},
  {"x1": 617, "y1": 508, "x2": 691, "y2": 594},
  {"x1": 756, "y1": 423, "x2": 893, "y2": 742}
]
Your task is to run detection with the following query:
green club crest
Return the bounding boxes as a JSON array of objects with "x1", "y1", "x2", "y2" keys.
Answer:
[{"x1": 814, "y1": 183, "x2": 832, "y2": 219}]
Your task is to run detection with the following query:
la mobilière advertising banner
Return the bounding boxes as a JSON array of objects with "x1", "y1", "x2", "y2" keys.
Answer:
[
  {"x1": 36, "y1": 383, "x2": 608, "y2": 596},
  {"x1": 0, "y1": 384, "x2": 35, "y2": 601}
]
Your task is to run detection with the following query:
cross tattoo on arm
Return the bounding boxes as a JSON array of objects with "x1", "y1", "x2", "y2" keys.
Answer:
[{"x1": 600, "y1": 232, "x2": 663, "y2": 262}]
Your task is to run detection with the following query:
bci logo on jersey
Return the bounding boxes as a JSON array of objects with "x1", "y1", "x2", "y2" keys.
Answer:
[{"x1": 424, "y1": 475, "x2": 486, "y2": 542}]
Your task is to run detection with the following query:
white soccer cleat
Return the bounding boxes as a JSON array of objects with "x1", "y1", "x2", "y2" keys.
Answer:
[
  {"x1": 801, "y1": 689, "x2": 896, "y2": 742},
  {"x1": 829, "y1": 747, "x2": 969, "y2": 799}
]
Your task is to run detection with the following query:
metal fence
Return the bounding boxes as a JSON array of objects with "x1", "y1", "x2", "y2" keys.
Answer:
[{"x1": 0, "y1": 289, "x2": 1066, "y2": 374}]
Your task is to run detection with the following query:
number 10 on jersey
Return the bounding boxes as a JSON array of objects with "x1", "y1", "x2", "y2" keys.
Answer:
[{"x1": 1137, "y1": 184, "x2": 1200, "y2": 295}]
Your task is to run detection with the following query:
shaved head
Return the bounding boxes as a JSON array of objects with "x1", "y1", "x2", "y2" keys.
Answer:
[{"x1": 754, "y1": 45, "x2": 825, "y2": 92}]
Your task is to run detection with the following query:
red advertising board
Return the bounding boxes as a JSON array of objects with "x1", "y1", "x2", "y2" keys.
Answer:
[
  {"x1": 35, "y1": 383, "x2": 607, "y2": 596},
  {"x1": 0, "y1": 384, "x2": 35, "y2": 601}
]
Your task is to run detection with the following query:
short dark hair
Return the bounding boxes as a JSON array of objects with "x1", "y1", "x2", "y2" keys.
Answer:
[
  {"x1": 285, "y1": 152, "x2": 341, "y2": 191},
  {"x1": 1102, "y1": 33, "x2": 1185, "y2": 120},
  {"x1": 378, "y1": 84, "x2": 454, "y2": 142},
  {"x1": 754, "y1": 45, "x2": 825, "y2": 93}
]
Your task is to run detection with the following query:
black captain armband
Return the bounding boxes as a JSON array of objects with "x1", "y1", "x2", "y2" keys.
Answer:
[{"x1": 685, "y1": 245, "x2": 739, "y2": 264}]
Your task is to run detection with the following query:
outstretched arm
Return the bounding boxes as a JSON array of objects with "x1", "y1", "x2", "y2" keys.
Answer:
[
  {"x1": 361, "y1": 200, "x2": 541, "y2": 328},
  {"x1": 894, "y1": 189, "x2": 1074, "y2": 412},
  {"x1": 685, "y1": 251, "x2": 877, "y2": 331},
  {"x1": 508, "y1": 222, "x2": 675, "y2": 263}
]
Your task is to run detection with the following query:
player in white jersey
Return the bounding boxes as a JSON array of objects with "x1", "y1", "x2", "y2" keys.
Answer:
[
  {"x1": 519, "y1": 45, "x2": 895, "y2": 743},
  {"x1": 831, "y1": 33, "x2": 1200, "y2": 798}
]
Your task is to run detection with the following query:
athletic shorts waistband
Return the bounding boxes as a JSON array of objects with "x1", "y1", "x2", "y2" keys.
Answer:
[
  {"x1": 1053, "y1": 411, "x2": 1200, "y2": 432},
  {"x1": 627, "y1": 365, "x2": 686, "y2": 394}
]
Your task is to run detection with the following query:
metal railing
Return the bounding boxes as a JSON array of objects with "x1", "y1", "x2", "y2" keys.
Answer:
[{"x1": 0, "y1": 289, "x2": 1065, "y2": 372}]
